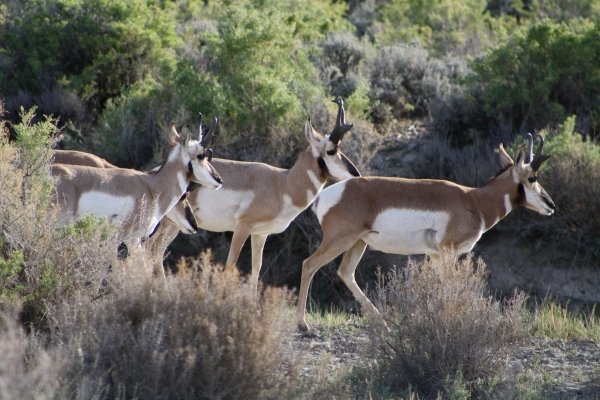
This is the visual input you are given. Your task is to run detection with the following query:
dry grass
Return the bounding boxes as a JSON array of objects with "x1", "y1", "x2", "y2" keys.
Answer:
[
  {"x1": 0, "y1": 304, "x2": 64, "y2": 400},
  {"x1": 367, "y1": 252, "x2": 528, "y2": 398},
  {"x1": 48, "y1": 253, "x2": 347, "y2": 400}
]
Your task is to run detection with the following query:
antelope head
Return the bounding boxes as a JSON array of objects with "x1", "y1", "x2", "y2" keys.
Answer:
[
  {"x1": 168, "y1": 117, "x2": 223, "y2": 189},
  {"x1": 498, "y1": 133, "x2": 555, "y2": 215},
  {"x1": 305, "y1": 97, "x2": 360, "y2": 180}
]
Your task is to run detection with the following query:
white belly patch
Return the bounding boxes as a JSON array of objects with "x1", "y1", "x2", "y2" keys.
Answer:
[
  {"x1": 362, "y1": 208, "x2": 450, "y2": 255},
  {"x1": 193, "y1": 188, "x2": 254, "y2": 232},
  {"x1": 78, "y1": 191, "x2": 135, "y2": 223}
]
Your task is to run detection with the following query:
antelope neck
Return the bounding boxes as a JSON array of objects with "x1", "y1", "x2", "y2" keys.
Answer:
[
  {"x1": 284, "y1": 148, "x2": 327, "y2": 208},
  {"x1": 471, "y1": 170, "x2": 519, "y2": 231}
]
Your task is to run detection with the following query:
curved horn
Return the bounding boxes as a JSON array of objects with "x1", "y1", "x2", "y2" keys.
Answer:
[
  {"x1": 524, "y1": 132, "x2": 534, "y2": 164},
  {"x1": 530, "y1": 134, "x2": 551, "y2": 171},
  {"x1": 201, "y1": 116, "x2": 218, "y2": 147},
  {"x1": 329, "y1": 97, "x2": 353, "y2": 145}
]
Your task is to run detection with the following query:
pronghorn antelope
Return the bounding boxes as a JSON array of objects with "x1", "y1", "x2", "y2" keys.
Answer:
[
  {"x1": 296, "y1": 134, "x2": 555, "y2": 332},
  {"x1": 146, "y1": 98, "x2": 360, "y2": 285},
  {"x1": 52, "y1": 149, "x2": 118, "y2": 168},
  {"x1": 51, "y1": 119, "x2": 222, "y2": 249},
  {"x1": 51, "y1": 149, "x2": 200, "y2": 235}
]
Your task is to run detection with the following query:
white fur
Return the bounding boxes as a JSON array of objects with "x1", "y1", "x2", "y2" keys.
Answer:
[
  {"x1": 313, "y1": 180, "x2": 347, "y2": 223},
  {"x1": 78, "y1": 191, "x2": 135, "y2": 223},
  {"x1": 193, "y1": 188, "x2": 255, "y2": 232},
  {"x1": 504, "y1": 194, "x2": 512, "y2": 215},
  {"x1": 362, "y1": 209, "x2": 450, "y2": 254}
]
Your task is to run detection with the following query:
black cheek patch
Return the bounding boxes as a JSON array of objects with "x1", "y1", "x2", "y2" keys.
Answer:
[
  {"x1": 516, "y1": 183, "x2": 526, "y2": 205},
  {"x1": 187, "y1": 160, "x2": 193, "y2": 180},
  {"x1": 317, "y1": 157, "x2": 329, "y2": 179}
]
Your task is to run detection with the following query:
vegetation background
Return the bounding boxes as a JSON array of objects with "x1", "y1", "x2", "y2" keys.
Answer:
[{"x1": 1, "y1": 0, "x2": 600, "y2": 398}]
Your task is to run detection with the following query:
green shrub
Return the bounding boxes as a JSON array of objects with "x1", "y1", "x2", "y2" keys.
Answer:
[
  {"x1": 528, "y1": 116, "x2": 600, "y2": 261},
  {"x1": 0, "y1": 106, "x2": 120, "y2": 329},
  {"x1": 0, "y1": 0, "x2": 178, "y2": 122},
  {"x1": 470, "y1": 20, "x2": 600, "y2": 139},
  {"x1": 375, "y1": 0, "x2": 512, "y2": 56},
  {"x1": 368, "y1": 253, "x2": 528, "y2": 398}
]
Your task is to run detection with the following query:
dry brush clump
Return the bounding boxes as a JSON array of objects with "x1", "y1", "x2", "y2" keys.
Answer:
[
  {"x1": 49, "y1": 255, "x2": 346, "y2": 400},
  {"x1": 0, "y1": 105, "x2": 121, "y2": 329},
  {"x1": 367, "y1": 253, "x2": 528, "y2": 398},
  {"x1": 0, "y1": 305, "x2": 64, "y2": 400}
]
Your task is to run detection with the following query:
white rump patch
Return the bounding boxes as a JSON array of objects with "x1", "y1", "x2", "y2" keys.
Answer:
[
  {"x1": 363, "y1": 208, "x2": 450, "y2": 255},
  {"x1": 313, "y1": 180, "x2": 347, "y2": 223}
]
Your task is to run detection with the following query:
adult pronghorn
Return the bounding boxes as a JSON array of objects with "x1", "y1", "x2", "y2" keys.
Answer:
[
  {"x1": 52, "y1": 149, "x2": 118, "y2": 169},
  {"x1": 51, "y1": 118, "x2": 222, "y2": 249},
  {"x1": 296, "y1": 134, "x2": 555, "y2": 332},
  {"x1": 51, "y1": 149, "x2": 200, "y2": 236},
  {"x1": 146, "y1": 98, "x2": 360, "y2": 285}
]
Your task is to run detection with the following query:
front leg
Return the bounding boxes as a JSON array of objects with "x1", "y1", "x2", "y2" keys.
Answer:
[
  {"x1": 249, "y1": 234, "x2": 268, "y2": 289},
  {"x1": 226, "y1": 224, "x2": 250, "y2": 271}
]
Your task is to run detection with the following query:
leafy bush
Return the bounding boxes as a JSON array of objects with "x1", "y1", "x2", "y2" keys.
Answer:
[
  {"x1": 0, "y1": 0, "x2": 178, "y2": 123},
  {"x1": 368, "y1": 253, "x2": 527, "y2": 398},
  {"x1": 470, "y1": 20, "x2": 600, "y2": 139},
  {"x1": 50, "y1": 256, "x2": 345, "y2": 400},
  {"x1": 528, "y1": 116, "x2": 600, "y2": 261},
  {"x1": 374, "y1": 0, "x2": 511, "y2": 56}
]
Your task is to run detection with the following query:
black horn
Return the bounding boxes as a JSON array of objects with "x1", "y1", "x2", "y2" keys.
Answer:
[
  {"x1": 201, "y1": 116, "x2": 218, "y2": 147},
  {"x1": 524, "y1": 132, "x2": 534, "y2": 164},
  {"x1": 329, "y1": 97, "x2": 353, "y2": 145},
  {"x1": 530, "y1": 134, "x2": 551, "y2": 171}
]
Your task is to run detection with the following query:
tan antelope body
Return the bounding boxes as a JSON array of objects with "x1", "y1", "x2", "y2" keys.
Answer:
[
  {"x1": 296, "y1": 134, "x2": 555, "y2": 332},
  {"x1": 51, "y1": 120, "x2": 222, "y2": 248},
  {"x1": 52, "y1": 149, "x2": 117, "y2": 168},
  {"x1": 147, "y1": 98, "x2": 360, "y2": 285},
  {"x1": 51, "y1": 150, "x2": 199, "y2": 235}
]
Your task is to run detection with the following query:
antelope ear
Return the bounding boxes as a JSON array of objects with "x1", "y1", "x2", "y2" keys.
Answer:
[
  {"x1": 304, "y1": 119, "x2": 322, "y2": 145},
  {"x1": 498, "y1": 143, "x2": 514, "y2": 168},
  {"x1": 167, "y1": 123, "x2": 180, "y2": 147}
]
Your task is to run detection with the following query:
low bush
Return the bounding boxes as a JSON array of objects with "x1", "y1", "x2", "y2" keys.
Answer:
[
  {"x1": 0, "y1": 105, "x2": 120, "y2": 329},
  {"x1": 523, "y1": 116, "x2": 600, "y2": 262},
  {"x1": 49, "y1": 255, "x2": 347, "y2": 399},
  {"x1": 367, "y1": 253, "x2": 528, "y2": 398},
  {"x1": 0, "y1": 306, "x2": 64, "y2": 400}
]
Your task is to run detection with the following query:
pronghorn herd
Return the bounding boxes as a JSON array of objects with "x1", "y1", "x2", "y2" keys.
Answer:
[{"x1": 50, "y1": 98, "x2": 555, "y2": 332}]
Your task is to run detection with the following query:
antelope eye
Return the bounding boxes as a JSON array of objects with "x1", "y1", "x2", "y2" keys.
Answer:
[
  {"x1": 528, "y1": 176, "x2": 537, "y2": 183},
  {"x1": 326, "y1": 149, "x2": 336, "y2": 156},
  {"x1": 197, "y1": 154, "x2": 205, "y2": 160}
]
